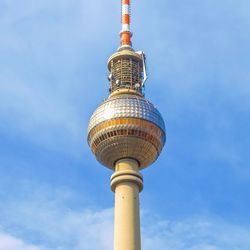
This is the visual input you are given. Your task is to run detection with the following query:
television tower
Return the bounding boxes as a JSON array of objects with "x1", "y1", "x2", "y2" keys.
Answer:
[{"x1": 88, "y1": 1, "x2": 166, "y2": 249}]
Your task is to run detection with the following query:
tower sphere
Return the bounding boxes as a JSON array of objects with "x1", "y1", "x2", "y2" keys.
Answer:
[{"x1": 88, "y1": 91, "x2": 166, "y2": 170}]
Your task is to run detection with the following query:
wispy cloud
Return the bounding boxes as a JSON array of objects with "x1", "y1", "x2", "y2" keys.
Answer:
[
  {"x1": 0, "y1": 185, "x2": 113, "y2": 250},
  {"x1": 1, "y1": 186, "x2": 250, "y2": 250},
  {"x1": 142, "y1": 212, "x2": 250, "y2": 250},
  {"x1": 0, "y1": 232, "x2": 49, "y2": 250}
]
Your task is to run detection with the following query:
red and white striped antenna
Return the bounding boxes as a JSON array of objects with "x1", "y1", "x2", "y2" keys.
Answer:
[{"x1": 120, "y1": 0, "x2": 132, "y2": 47}]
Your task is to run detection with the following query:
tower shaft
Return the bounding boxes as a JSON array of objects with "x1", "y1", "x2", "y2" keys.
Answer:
[
  {"x1": 88, "y1": 1, "x2": 166, "y2": 250},
  {"x1": 111, "y1": 159, "x2": 143, "y2": 250}
]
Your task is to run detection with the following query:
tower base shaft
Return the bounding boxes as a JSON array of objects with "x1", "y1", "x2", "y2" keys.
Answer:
[{"x1": 111, "y1": 159, "x2": 143, "y2": 250}]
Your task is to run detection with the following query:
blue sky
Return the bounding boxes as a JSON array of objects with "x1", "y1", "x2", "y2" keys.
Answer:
[{"x1": 0, "y1": 0, "x2": 250, "y2": 249}]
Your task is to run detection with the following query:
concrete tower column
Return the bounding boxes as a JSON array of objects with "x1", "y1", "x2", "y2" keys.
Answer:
[{"x1": 111, "y1": 159, "x2": 143, "y2": 250}]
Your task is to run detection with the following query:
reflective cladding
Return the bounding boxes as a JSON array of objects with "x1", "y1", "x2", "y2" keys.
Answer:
[
  {"x1": 94, "y1": 135, "x2": 159, "y2": 169},
  {"x1": 88, "y1": 94, "x2": 165, "y2": 132}
]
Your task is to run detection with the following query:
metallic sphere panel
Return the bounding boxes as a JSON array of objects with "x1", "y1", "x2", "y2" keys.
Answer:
[
  {"x1": 95, "y1": 136, "x2": 159, "y2": 169},
  {"x1": 88, "y1": 94, "x2": 166, "y2": 169},
  {"x1": 88, "y1": 95, "x2": 165, "y2": 133}
]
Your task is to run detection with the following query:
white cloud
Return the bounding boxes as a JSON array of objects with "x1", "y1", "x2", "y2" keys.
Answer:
[
  {"x1": 142, "y1": 214, "x2": 250, "y2": 250},
  {"x1": 0, "y1": 186, "x2": 114, "y2": 250},
  {"x1": 1, "y1": 187, "x2": 250, "y2": 250},
  {"x1": 0, "y1": 232, "x2": 48, "y2": 250}
]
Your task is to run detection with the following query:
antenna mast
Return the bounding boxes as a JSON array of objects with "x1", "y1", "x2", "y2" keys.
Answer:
[{"x1": 120, "y1": 0, "x2": 132, "y2": 47}]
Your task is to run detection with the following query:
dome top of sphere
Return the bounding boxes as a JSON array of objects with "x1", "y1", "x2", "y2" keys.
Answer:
[{"x1": 88, "y1": 94, "x2": 165, "y2": 133}]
